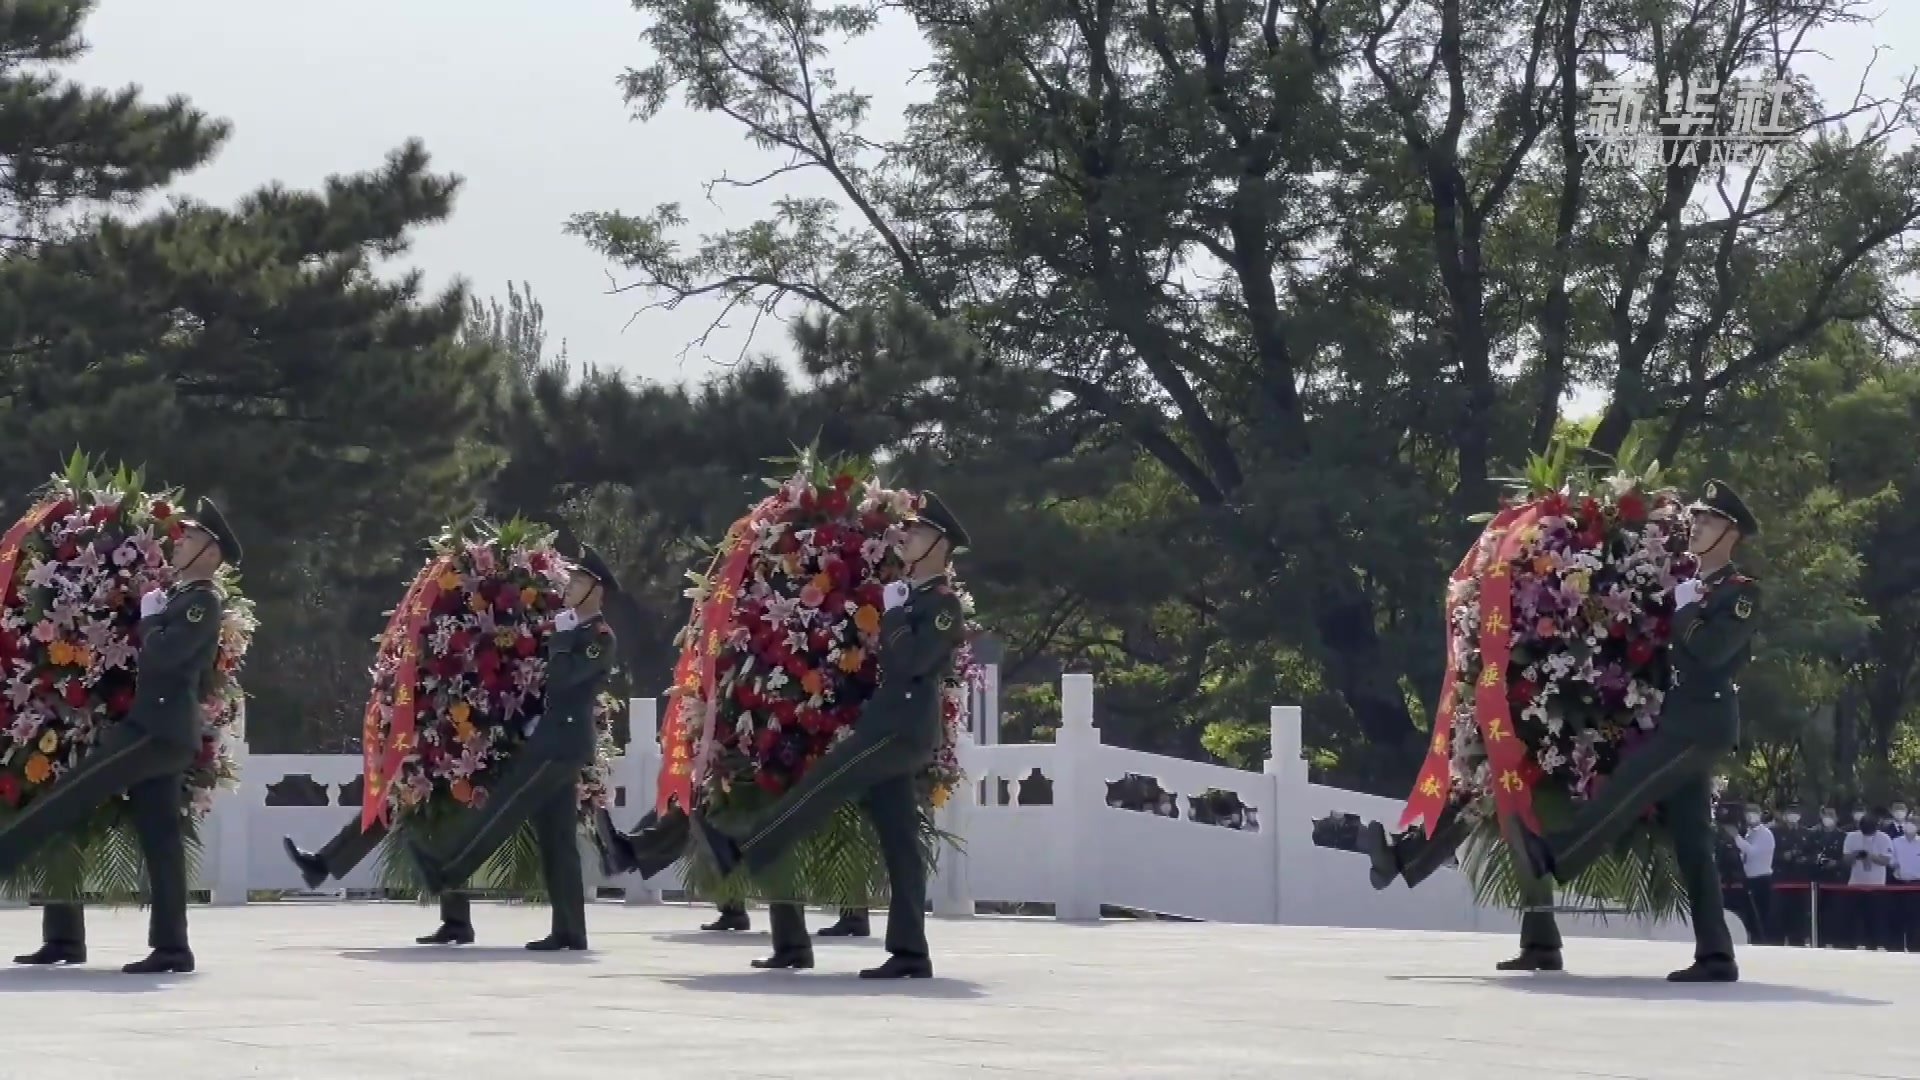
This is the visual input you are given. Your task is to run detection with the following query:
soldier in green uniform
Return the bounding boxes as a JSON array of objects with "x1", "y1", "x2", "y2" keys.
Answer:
[
  {"x1": 1518, "y1": 480, "x2": 1760, "y2": 983},
  {"x1": 690, "y1": 492, "x2": 971, "y2": 980},
  {"x1": 409, "y1": 545, "x2": 619, "y2": 951},
  {"x1": 281, "y1": 817, "x2": 478, "y2": 945},
  {"x1": 1360, "y1": 808, "x2": 1564, "y2": 971},
  {"x1": 0, "y1": 498, "x2": 238, "y2": 975}
]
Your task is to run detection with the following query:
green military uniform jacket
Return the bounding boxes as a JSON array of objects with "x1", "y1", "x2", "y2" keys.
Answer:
[
  {"x1": 526, "y1": 615, "x2": 615, "y2": 766},
  {"x1": 865, "y1": 576, "x2": 965, "y2": 751},
  {"x1": 129, "y1": 580, "x2": 224, "y2": 749},
  {"x1": 1666, "y1": 563, "x2": 1761, "y2": 748}
]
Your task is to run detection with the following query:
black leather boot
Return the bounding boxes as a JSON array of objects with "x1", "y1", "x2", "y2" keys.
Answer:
[
  {"x1": 122, "y1": 948, "x2": 195, "y2": 974},
  {"x1": 13, "y1": 941, "x2": 86, "y2": 966}
]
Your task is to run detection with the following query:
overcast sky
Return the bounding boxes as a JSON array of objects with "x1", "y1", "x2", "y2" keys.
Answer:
[{"x1": 67, "y1": 0, "x2": 1920, "y2": 406}]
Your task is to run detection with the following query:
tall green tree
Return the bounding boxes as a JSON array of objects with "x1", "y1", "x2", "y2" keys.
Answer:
[{"x1": 578, "y1": 0, "x2": 1920, "y2": 784}]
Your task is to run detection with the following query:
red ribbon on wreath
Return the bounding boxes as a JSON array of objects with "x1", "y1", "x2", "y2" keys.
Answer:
[
  {"x1": 360, "y1": 557, "x2": 452, "y2": 830},
  {"x1": 1476, "y1": 506, "x2": 1545, "y2": 834},
  {"x1": 656, "y1": 498, "x2": 777, "y2": 812},
  {"x1": 1398, "y1": 504, "x2": 1527, "y2": 835},
  {"x1": 0, "y1": 501, "x2": 60, "y2": 605}
]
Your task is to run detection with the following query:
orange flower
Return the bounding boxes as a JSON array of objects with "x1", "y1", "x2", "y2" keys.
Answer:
[
  {"x1": 854, "y1": 605, "x2": 881, "y2": 635},
  {"x1": 1531, "y1": 555, "x2": 1554, "y2": 575},
  {"x1": 438, "y1": 571, "x2": 461, "y2": 592},
  {"x1": 811, "y1": 572, "x2": 833, "y2": 594},
  {"x1": 69, "y1": 647, "x2": 92, "y2": 670},
  {"x1": 23, "y1": 754, "x2": 52, "y2": 785},
  {"x1": 1535, "y1": 617, "x2": 1557, "y2": 638},
  {"x1": 451, "y1": 778, "x2": 474, "y2": 804},
  {"x1": 47, "y1": 641, "x2": 72, "y2": 667},
  {"x1": 520, "y1": 587, "x2": 538, "y2": 608},
  {"x1": 449, "y1": 701, "x2": 471, "y2": 726},
  {"x1": 800, "y1": 670, "x2": 826, "y2": 697},
  {"x1": 929, "y1": 784, "x2": 951, "y2": 808},
  {"x1": 468, "y1": 593, "x2": 488, "y2": 614},
  {"x1": 837, "y1": 648, "x2": 865, "y2": 674}
]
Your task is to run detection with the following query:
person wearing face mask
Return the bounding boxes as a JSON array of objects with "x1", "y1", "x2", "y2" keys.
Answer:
[
  {"x1": 1891, "y1": 815, "x2": 1920, "y2": 952},
  {"x1": 1771, "y1": 805, "x2": 1813, "y2": 947},
  {"x1": 1840, "y1": 808, "x2": 1895, "y2": 950},
  {"x1": 0, "y1": 499, "x2": 238, "y2": 974},
  {"x1": 1515, "y1": 481, "x2": 1760, "y2": 983},
  {"x1": 690, "y1": 493, "x2": 970, "y2": 980},
  {"x1": 1727, "y1": 804, "x2": 1776, "y2": 945},
  {"x1": 1809, "y1": 806, "x2": 1849, "y2": 948},
  {"x1": 1886, "y1": 801, "x2": 1908, "y2": 839}
]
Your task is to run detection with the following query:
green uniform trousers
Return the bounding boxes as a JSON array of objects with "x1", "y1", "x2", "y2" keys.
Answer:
[
  {"x1": 0, "y1": 725, "x2": 192, "y2": 951},
  {"x1": 1543, "y1": 729, "x2": 1732, "y2": 961},
  {"x1": 737, "y1": 725, "x2": 931, "y2": 960},
  {"x1": 313, "y1": 814, "x2": 470, "y2": 927},
  {"x1": 769, "y1": 901, "x2": 810, "y2": 954},
  {"x1": 1398, "y1": 808, "x2": 1561, "y2": 952},
  {"x1": 423, "y1": 753, "x2": 586, "y2": 942}
]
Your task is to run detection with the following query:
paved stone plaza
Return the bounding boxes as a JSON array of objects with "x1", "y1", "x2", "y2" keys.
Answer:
[{"x1": 0, "y1": 902, "x2": 1911, "y2": 1079}]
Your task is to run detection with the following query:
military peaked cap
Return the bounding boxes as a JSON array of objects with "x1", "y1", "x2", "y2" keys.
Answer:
[
  {"x1": 1690, "y1": 479, "x2": 1759, "y2": 537},
  {"x1": 184, "y1": 497, "x2": 243, "y2": 565}
]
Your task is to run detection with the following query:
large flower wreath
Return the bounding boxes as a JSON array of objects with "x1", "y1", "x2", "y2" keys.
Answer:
[
  {"x1": 658, "y1": 454, "x2": 978, "y2": 906},
  {"x1": 1397, "y1": 442, "x2": 1697, "y2": 919},
  {"x1": 362, "y1": 519, "x2": 618, "y2": 897},
  {"x1": 0, "y1": 454, "x2": 254, "y2": 901}
]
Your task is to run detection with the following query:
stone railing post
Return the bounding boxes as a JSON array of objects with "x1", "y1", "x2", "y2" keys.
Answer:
[
  {"x1": 930, "y1": 727, "x2": 975, "y2": 918},
  {"x1": 210, "y1": 702, "x2": 252, "y2": 906},
  {"x1": 1053, "y1": 674, "x2": 1100, "y2": 921},
  {"x1": 1263, "y1": 705, "x2": 1306, "y2": 924},
  {"x1": 621, "y1": 697, "x2": 662, "y2": 905}
]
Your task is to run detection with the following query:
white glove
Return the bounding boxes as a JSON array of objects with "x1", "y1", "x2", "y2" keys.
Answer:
[
  {"x1": 882, "y1": 581, "x2": 910, "y2": 612},
  {"x1": 554, "y1": 608, "x2": 580, "y2": 633},
  {"x1": 1673, "y1": 579, "x2": 1702, "y2": 610},
  {"x1": 139, "y1": 589, "x2": 167, "y2": 619}
]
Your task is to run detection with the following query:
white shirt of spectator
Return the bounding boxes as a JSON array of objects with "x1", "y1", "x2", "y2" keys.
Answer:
[
  {"x1": 1843, "y1": 828, "x2": 1895, "y2": 886},
  {"x1": 1733, "y1": 820, "x2": 1774, "y2": 879},
  {"x1": 1894, "y1": 828, "x2": 1920, "y2": 883}
]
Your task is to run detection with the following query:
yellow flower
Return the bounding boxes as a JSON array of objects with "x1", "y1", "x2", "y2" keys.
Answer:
[
  {"x1": 520, "y1": 587, "x2": 538, "y2": 608},
  {"x1": 449, "y1": 701, "x2": 471, "y2": 727},
  {"x1": 47, "y1": 641, "x2": 71, "y2": 666},
  {"x1": 837, "y1": 648, "x2": 865, "y2": 674},
  {"x1": 36, "y1": 730, "x2": 58, "y2": 755},
  {"x1": 854, "y1": 605, "x2": 881, "y2": 635},
  {"x1": 438, "y1": 571, "x2": 461, "y2": 592},
  {"x1": 1565, "y1": 571, "x2": 1590, "y2": 596},
  {"x1": 24, "y1": 754, "x2": 52, "y2": 785},
  {"x1": 929, "y1": 784, "x2": 951, "y2": 808}
]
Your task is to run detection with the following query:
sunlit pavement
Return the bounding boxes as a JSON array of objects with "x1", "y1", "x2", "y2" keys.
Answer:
[{"x1": 0, "y1": 901, "x2": 1908, "y2": 1079}]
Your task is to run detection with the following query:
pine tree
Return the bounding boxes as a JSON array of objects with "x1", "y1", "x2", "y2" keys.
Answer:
[{"x1": 0, "y1": 1, "x2": 499, "y2": 748}]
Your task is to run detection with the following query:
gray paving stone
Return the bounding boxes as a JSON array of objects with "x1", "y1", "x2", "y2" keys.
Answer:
[{"x1": 0, "y1": 903, "x2": 1909, "y2": 1079}]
